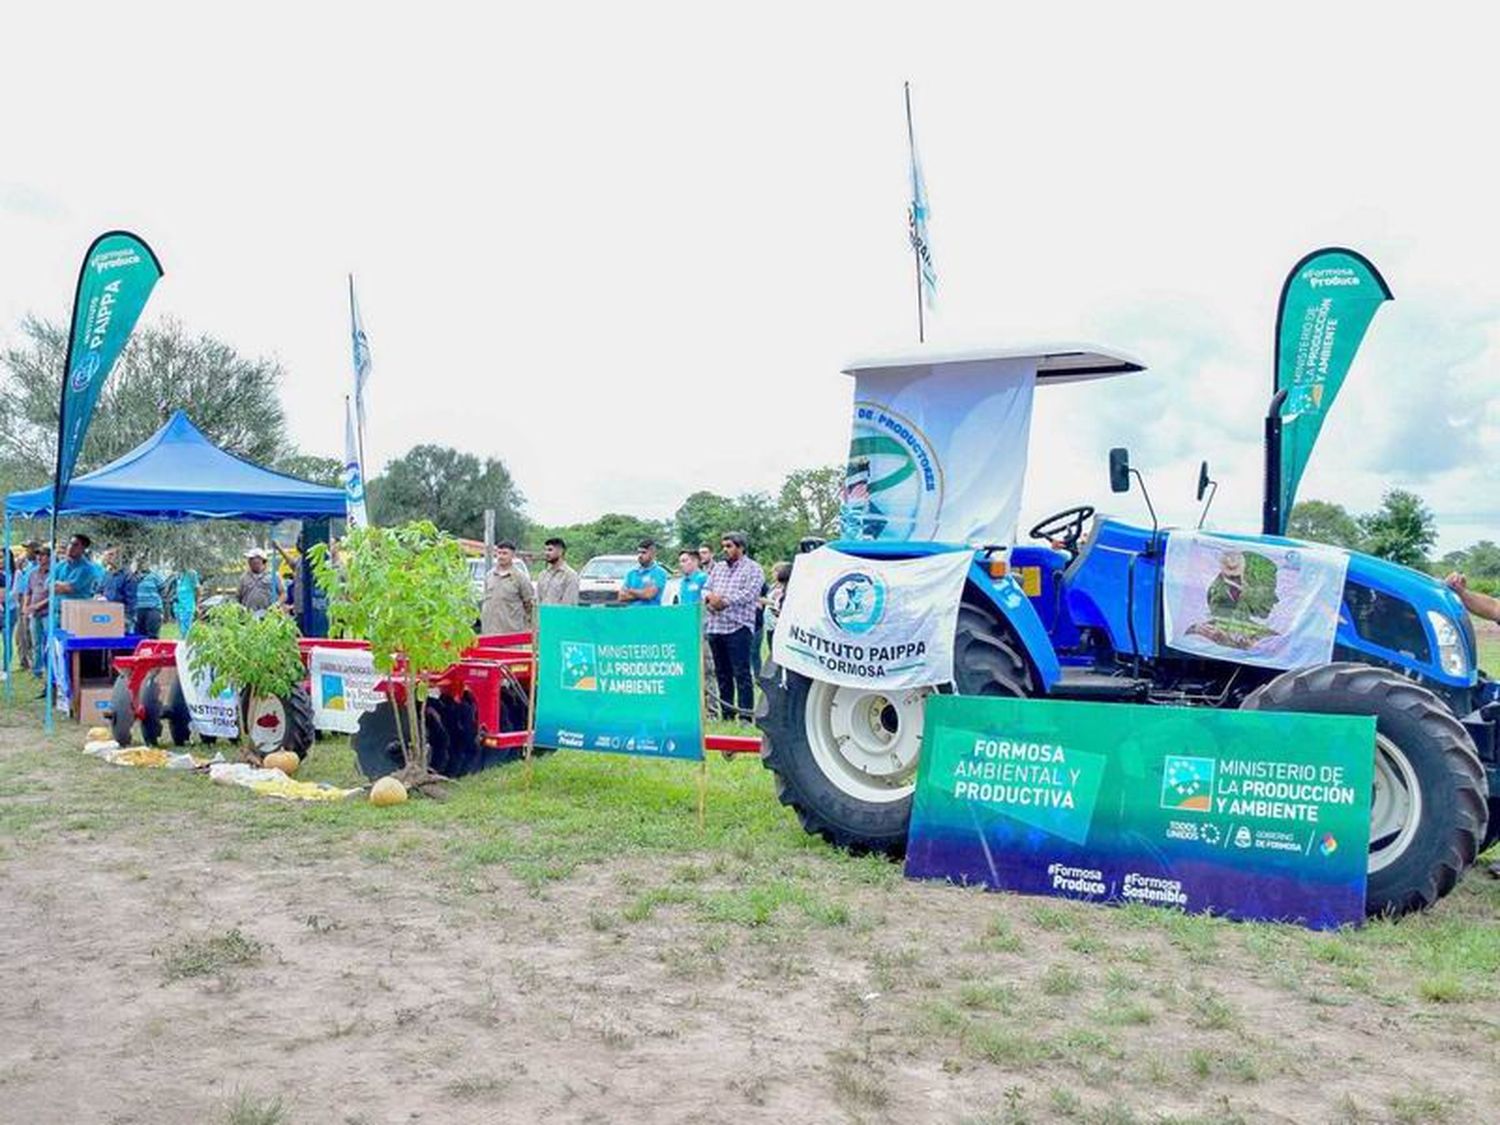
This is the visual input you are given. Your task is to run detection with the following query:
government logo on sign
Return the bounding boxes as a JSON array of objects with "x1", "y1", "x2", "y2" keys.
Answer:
[
  {"x1": 1160, "y1": 755, "x2": 1215, "y2": 813},
  {"x1": 560, "y1": 642, "x2": 598, "y2": 691},
  {"x1": 825, "y1": 572, "x2": 886, "y2": 635}
]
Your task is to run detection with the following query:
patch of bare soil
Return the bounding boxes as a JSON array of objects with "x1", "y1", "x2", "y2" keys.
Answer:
[{"x1": 0, "y1": 731, "x2": 1496, "y2": 1123}]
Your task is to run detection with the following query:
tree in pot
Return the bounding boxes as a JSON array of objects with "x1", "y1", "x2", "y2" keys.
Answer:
[
  {"x1": 309, "y1": 521, "x2": 475, "y2": 792},
  {"x1": 187, "y1": 603, "x2": 306, "y2": 763}
]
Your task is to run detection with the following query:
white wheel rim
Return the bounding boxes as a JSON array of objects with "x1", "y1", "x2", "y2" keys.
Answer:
[
  {"x1": 1369, "y1": 733, "x2": 1421, "y2": 875},
  {"x1": 804, "y1": 679, "x2": 929, "y2": 804},
  {"x1": 248, "y1": 695, "x2": 288, "y2": 753}
]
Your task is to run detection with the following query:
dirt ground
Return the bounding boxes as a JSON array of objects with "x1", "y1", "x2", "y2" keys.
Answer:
[{"x1": 1, "y1": 722, "x2": 1496, "y2": 1124}]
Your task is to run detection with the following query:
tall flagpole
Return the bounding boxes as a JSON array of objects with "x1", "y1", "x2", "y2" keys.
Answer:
[{"x1": 905, "y1": 81, "x2": 925, "y2": 344}]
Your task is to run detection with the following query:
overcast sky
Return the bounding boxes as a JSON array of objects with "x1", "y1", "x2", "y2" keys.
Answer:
[{"x1": 3, "y1": 4, "x2": 1497, "y2": 550}]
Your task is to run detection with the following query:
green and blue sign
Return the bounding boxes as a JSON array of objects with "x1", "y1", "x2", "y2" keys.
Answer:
[
  {"x1": 534, "y1": 604, "x2": 704, "y2": 760},
  {"x1": 1271, "y1": 247, "x2": 1391, "y2": 534},
  {"x1": 906, "y1": 696, "x2": 1375, "y2": 929},
  {"x1": 57, "y1": 231, "x2": 163, "y2": 500}
]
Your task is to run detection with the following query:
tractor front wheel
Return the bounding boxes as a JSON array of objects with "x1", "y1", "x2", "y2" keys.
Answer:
[
  {"x1": 1240, "y1": 663, "x2": 1488, "y2": 916},
  {"x1": 755, "y1": 602, "x2": 1035, "y2": 857}
]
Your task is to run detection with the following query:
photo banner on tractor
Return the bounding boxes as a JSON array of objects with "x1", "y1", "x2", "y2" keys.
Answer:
[
  {"x1": 533, "y1": 604, "x2": 704, "y2": 760},
  {"x1": 905, "y1": 696, "x2": 1375, "y2": 930},
  {"x1": 1162, "y1": 531, "x2": 1349, "y2": 669},
  {"x1": 1272, "y1": 247, "x2": 1392, "y2": 534},
  {"x1": 773, "y1": 546, "x2": 971, "y2": 689}
]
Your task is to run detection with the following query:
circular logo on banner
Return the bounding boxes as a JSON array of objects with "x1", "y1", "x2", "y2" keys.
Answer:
[
  {"x1": 843, "y1": 400, "x2": 944, "y2": 540},
  {"x1": 69, "y1": 352, "x2": 101, "y2": 393},
  {"x1": 825, "y1": 572, "x2": 887, "y2": 634},
  {"x1": 344, "y1": 464, "x2": 365, "y2": 504}
]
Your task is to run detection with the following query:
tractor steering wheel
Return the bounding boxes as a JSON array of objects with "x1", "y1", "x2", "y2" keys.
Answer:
[{"x1": 1028, "y1": 505, "x2": 1096, "y2": 556}]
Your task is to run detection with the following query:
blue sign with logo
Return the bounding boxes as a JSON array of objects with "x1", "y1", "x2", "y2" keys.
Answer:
[
  {"x1": 906, "y1": 696, "x2": 1376, "y2": 930},
  {"x1": 534, "y1": 604, "x2": 704, "y2": 760}
]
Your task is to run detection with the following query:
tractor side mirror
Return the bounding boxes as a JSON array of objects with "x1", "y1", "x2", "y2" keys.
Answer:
[
  {"x1": 1109, "y1": 448, "x2": 1131, "y2": 494},
  {"x1": 1196, "y1": 461, "x2": 1211, "y2": 501}
]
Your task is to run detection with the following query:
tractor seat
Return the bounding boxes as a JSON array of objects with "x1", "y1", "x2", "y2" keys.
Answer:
[{"x1": 1060, "y1": 514, "x2": 1105, "y2": 587}]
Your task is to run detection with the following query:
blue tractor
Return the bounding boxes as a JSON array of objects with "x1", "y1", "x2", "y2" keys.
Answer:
[{"x1": 757, "y1": 347, "x2": 1494, "y2": 916}]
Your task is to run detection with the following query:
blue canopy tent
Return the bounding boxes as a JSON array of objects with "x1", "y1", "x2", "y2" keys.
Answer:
[{"x1": 3, "y1": 410, "x2": 345, "y2": 709}]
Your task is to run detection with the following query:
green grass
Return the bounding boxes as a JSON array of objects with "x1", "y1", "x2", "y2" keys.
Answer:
[
  {"x1": 3, "y1": 685, "x2": 1498, "y2": 1123},
  {"x1": 1475, "y1": 627, "x2": 1499, "y2": 675}
]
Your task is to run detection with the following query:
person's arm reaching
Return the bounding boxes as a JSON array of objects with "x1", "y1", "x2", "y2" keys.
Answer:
[{"x1": 1447, "y1": 573, "x2": 1500, "y2": 624}]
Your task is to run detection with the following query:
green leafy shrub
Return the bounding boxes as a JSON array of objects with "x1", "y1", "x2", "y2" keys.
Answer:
[
  {"x1": 309, "y1": 521, "x2": 475, "y2": 784},
  {"x1": 186, "y1": 602, "x2": 304, "y2": 754}
]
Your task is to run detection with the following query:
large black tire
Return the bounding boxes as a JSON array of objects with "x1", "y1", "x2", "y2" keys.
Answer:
[
  {"x1": 1241, "y1": 663, "x2": 1489, "y2": 916},
  {"x1": 109, "y1": 675, "x2": 135, "y2": 747},
  {"x1": 245, "y1": 686, "x2": 317, "y2": 760},
  {"x1": 139, "y1": 671, "x2": 166, "y2": 747},
  {"x1": 756, "y1": 601, "x2": 1035, "y2": 857},
  {"x1": 164, "y1": 678, "x2": 194, "y2": 747}
]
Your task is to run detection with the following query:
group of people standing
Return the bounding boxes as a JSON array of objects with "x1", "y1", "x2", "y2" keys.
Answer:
[
  {"x1": 478, "y1": 532, "x2": 790, "y2": 723},
  {"x1": 3, "y1": 534, "x2": 203, "y2": 684}
]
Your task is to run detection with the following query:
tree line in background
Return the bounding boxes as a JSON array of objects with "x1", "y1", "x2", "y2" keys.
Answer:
[{"x1": 3, "y1": 315, "x2": 1494, "y2": 587}]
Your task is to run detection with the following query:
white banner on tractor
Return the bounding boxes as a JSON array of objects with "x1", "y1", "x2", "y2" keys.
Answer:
[
  {"x1": 1162, "y1": 531, "x2": 1349, "y2": 670},
  {"x1": 174, "y1": 640, "x2": 239, "y2": 739},
  {"x1": 840, "y1": 355, "x2": 1036, "y2": 545},
  {"x1": 308, "y1": 646, "x2": 381, "y2": 732},
  {"x1": 773, "y1": 547, "x2": 972, "y2": 690}
]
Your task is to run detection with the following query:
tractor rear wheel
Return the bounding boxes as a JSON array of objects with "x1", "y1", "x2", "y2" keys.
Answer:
[
  {"x1": 755, "y1": 602, "x2": 1035, "y2": 857},
  {"x1": 1240, "y1": 663, "x2": 1488, "y2": 916}
]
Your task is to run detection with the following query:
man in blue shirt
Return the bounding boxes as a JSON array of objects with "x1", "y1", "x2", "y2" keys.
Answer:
[
  {"x1": 101, "y1": 548, "x2": 139, "y2": 623},
  {"x1": 619, "y1": 539, "x2": 668, "y2": 606},
  {"x1": 53, "y1": 534, "x2": 103, "y2": 601},
  {"x1": 675, "y1": 550, "x2": 708, "y2": 605}
]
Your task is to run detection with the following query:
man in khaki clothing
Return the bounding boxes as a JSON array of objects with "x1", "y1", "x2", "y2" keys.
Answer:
[
  {"x1": 482, "y1": 540, "x2": 536, "y2": 636},
  {"x1": 534, "y1": 537, "x2": 580, "y2": 607}
]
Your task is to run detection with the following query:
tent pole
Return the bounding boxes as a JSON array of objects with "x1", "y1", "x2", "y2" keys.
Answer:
[
  {"x1": 3, "y1": 512, "x2": 11, "y2": 702},
  {"x1": 44, "y1": 507, "x2": 57, "y2": 733}
]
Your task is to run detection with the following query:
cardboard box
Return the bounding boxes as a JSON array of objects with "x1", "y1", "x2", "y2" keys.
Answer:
[
  {"x1": 75, "y1": 683, "x2": 116, "y2": 723},
  {"x1": 60, "y1": 598, "x2": 125, "y2": 638}
]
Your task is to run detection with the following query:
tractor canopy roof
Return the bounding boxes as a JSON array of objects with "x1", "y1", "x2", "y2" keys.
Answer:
[{"x1": 842, "y1": 343, "x2": 1145, "y2": 385}]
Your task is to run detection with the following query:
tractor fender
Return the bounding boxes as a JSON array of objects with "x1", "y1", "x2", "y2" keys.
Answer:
[{"x1": 963, "y1": 564, "x2": 1060, "y2": 692}]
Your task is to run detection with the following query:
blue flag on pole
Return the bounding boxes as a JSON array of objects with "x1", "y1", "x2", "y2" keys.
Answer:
[
  {"x1": 349, "y1": 275, "x2": 372, "y2": 438},
  {"x1": 907, "y1": 134, "x2": 937, "y2": 310},
  {"x1": 343, "y1": 396, "x2": 367, "y2": 527}
]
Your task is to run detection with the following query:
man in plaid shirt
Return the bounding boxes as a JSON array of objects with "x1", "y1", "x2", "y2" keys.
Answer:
[{"x1": 704, "y1": 530, "x2": 765, "y2": 721}]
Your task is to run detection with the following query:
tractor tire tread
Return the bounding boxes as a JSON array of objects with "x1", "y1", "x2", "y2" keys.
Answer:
[{"x1": 1241, "y1": 662, "x2": 1487, "y2": 915}]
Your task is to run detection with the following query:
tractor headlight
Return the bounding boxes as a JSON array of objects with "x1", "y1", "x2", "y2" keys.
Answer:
[{"x1": 1426, "y1": 610, "x2": 1469, "y2": 678}]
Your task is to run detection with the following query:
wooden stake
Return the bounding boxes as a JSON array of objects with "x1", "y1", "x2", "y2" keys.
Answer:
[
  {"x1": 523, "y1": 645, "x2": 538, "y2": 791},
  {"x1": 697, "y1": 601, "x2": 709, "y2": 830}
]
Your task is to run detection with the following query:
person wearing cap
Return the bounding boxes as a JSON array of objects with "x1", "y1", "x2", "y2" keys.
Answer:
[
  {"x1": 534, "y1": 537, "x2": 580, "y2": 607},
  {"x1": 53, "y1": 533, "x2": 103, "y2": 600},
  {"x1": 482, "y1": 540, "x2": 536, "y2": 635},
  {"x1": 237, "y1": 548, "x2": 277, "y2": 613},
  {"x1": 9, "y1": 541, "x2": 41, "y2": 671},
  {"x1": 22, "y1": 546, "x2": 52, "y2": 680},
  {"x1": 619, "y1": 539, "x2": 669, "y2": 606}
]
